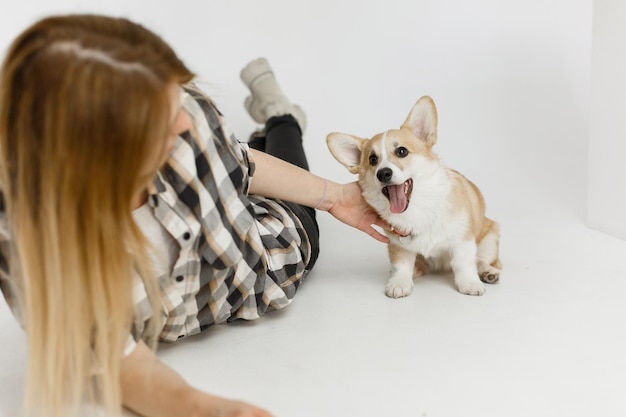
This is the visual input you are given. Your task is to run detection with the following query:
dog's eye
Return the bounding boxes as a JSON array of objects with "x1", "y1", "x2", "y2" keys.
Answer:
[
  {"x1": 395, "y1": 147, "x2": 409, "y2": 158},
  {"x1": 369, "y1": 154, "x2": 378, "y2": 166}
]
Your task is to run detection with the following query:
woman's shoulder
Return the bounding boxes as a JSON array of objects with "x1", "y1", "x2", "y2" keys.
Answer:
[
  {"x1": 180, "y1": 82, "x2": 235, "y2": 146},
  {"x1": 182, "y1": 82, "x2": 222, "y2": 118}
]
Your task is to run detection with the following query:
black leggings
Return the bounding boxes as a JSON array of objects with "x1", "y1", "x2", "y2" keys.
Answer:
[{"x1": 248, "y1": 115, "x2": 320, "y2": 271}]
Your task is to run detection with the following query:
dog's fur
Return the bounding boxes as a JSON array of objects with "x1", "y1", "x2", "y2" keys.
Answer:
[{"x1": 327, "y1": 96, "x2": 501, "y2": 297}]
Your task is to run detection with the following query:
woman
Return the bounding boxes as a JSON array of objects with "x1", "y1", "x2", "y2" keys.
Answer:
[{"x1": 0, "y1": 14, "x2": 390, "y2": 417}]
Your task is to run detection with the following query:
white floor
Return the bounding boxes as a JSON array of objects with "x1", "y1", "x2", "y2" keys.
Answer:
[{"x1": 2, "y1": 192, "x2": 626, "y2": 417}]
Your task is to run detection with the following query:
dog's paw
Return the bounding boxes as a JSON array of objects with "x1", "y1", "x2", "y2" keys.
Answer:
[
  {"x1": 478, "y1": 263, "x2": 501, "y2": 284},
  {"x1": 385, "y1": 277, "x2": 413, "y2": 298},
  {"x1": 479, "y1": 269, "x2": 500, "y2": 284},
  {"x1": 456, "y1": 278, "x2": 486, "y2": 296}
]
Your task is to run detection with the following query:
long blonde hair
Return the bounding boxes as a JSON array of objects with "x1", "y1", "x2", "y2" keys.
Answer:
[{"x1": 0, "y1": 14, "x2": 193, "y2": 416}]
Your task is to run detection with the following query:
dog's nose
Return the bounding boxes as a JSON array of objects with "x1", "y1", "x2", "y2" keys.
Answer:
[{"x1": 376, "y1": 167, "x2": 393, "y2": 183}]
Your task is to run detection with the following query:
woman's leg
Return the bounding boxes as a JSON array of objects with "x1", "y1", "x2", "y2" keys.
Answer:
[
  {"x1": 240, "y1": 58, "x2": 309, "y2": 168},
  {"x1": 241, "y1": 58, "x2": 319, "y2": 270},
  {"x1": 264, "y1": 114, "x2": 308, "y2": 170},
  {"x1": 263, "y1": 113, "x2": 319, "y2": 270}
]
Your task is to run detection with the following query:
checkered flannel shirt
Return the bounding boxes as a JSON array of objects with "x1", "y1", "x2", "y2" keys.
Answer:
[{"x1": 0, "y1": 83, "x2": 312, "y2": 351}]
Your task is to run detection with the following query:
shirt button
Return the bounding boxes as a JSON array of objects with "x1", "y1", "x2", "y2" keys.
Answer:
[
  {"x1": 175, "y1": 275, "x2": 184, "y2": 282},
  {"x1": 183, "y1": 232, "x2": 191, "y2": 240}
]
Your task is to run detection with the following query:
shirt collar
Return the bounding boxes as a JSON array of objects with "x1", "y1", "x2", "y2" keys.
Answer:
[{"x1": 151, "y1": 170, "x2": 167, "y2": 192}]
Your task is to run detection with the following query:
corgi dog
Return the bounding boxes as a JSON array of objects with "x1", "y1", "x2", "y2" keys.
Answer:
[{"x1": 326, "y1": 96, "x2": 501, "y2": 297}]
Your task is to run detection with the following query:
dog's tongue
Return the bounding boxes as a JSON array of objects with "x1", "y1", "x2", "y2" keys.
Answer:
[{"x1": 387, "y1": 184, "x2": 408, "y2": 213}]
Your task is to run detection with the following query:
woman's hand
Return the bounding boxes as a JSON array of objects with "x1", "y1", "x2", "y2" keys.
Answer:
[
  {"x1": 121, "y1": 341, "x2": 273, "y2": 417},
  {"x1": 326, "y1": 181, "x2": 391, "y2": 244},
  {"x1": 185, "y1": 390, "x2": 273, "y2": 417}
]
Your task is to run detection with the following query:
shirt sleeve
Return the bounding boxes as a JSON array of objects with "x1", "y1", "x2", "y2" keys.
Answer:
[{"x1": 238, "y1": 142, "x2": 256, "y2": 193}]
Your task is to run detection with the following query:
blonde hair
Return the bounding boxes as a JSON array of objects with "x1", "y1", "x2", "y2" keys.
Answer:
[{"x1": 0, "y1": 14, "x2": 193, "y2": 417}]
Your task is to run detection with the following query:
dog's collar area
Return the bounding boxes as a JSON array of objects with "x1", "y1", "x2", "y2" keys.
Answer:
[{"x1": 389, "y1": 225, "x2": 411, "y2": 237}]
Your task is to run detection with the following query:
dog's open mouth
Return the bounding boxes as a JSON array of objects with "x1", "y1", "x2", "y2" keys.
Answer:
[{"x1": 382, "y1": 179, "x2": 413, "y2": 213}]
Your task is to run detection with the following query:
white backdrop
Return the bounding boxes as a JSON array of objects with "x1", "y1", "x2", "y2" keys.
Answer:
[
  {"x1": 0, "y1": 0, "x2": 592, "y2": 230},
  {"x1": 589, "y1": 0, "x2": 626, "y2": 239}
]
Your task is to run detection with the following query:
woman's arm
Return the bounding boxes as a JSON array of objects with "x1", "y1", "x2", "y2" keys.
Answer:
[
  {"x1": 121, "y1": 341, "x2": 272, "y2": 417},
  {"x1": 248, "y1": 150, "x2": 390, "y2": 243}
]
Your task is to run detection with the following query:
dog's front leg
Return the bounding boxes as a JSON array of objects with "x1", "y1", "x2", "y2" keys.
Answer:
[
  {"x1": 385, "y1": 243, "x2": 418, "y2": 298},
  {"x1": 450, "y1": 240, "x2": 485, "y2": 296}
]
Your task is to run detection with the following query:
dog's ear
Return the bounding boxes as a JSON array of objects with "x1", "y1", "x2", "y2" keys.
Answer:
[
  {"x1": 326, "y1": 133, "x2": 364, "y2": 174},
  {"x1": 402, "y1": 96, "x2": 438, "y2": 147}
]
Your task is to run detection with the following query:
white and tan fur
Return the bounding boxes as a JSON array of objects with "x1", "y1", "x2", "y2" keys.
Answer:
[{"x1": 327, "y1": 96, "x2": 501, "y2": 297}]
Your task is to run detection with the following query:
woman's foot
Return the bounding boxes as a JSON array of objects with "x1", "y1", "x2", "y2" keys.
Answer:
[{"x1": 240, "y1": 57, "x2": 306, "y2": 132}]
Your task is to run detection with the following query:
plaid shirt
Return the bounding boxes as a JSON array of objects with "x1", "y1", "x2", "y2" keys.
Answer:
[{"x1": 0, "y1": 83, "x2": 312, "y2": 350}]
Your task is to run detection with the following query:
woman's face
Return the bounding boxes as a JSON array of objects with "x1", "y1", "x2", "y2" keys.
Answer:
[
  {"x1": 132, "y1": 83, "x2": 192, "y2": 208},
  {"x1": 159, "y1": 83, "x2": 192, "y2": 166}
]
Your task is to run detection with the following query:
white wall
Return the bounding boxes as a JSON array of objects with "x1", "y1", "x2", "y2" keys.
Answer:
[
  {"x1": 588, "y1": 0, "x2": 626, "y2": 240},
  {"x1": 0, "y1": 0, "x2": 592, "y2": 228}
]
